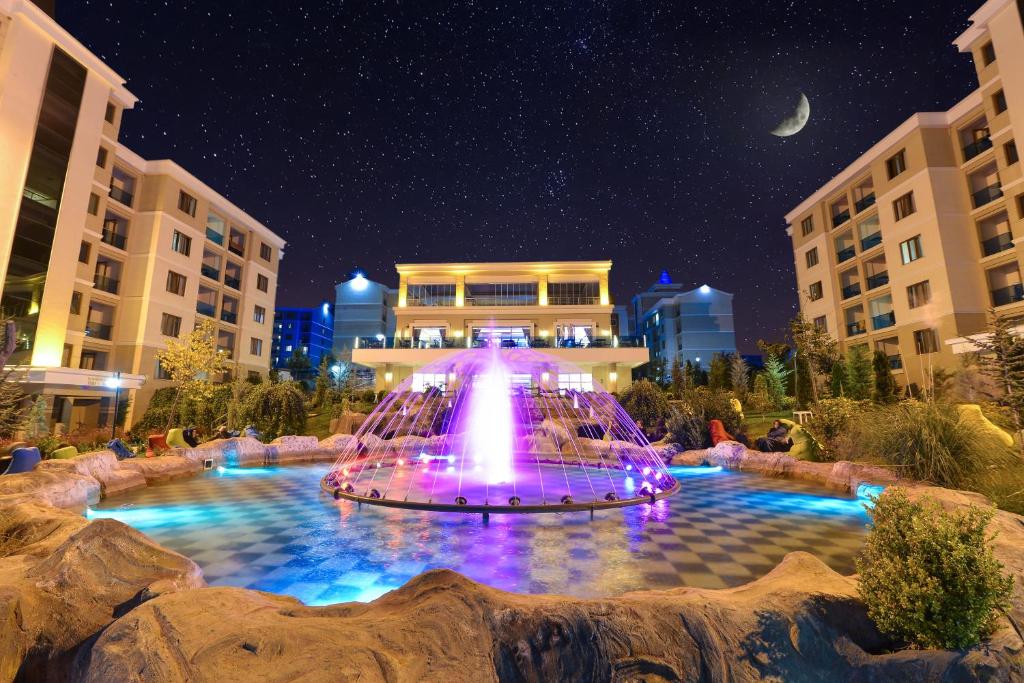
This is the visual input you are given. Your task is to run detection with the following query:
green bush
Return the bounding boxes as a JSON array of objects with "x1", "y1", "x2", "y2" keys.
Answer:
[
  {"x1": 665, "y1": 408, "x2": 706, "y2": 450},
  {"x1": 130, "y1": 386, "x2": 233, "y2": 436},
  {"x1": 805, "y1": 397, "x2": 863, "y2": 461},
  {"x1": 680, "y1": 387, "x2": 742, "y2": 436},
  {"x1": 857, "y1": 488, "x2": 1013, "y2": 650},
  {"x1": 619, "y1": 379, "x2": 671, "y2": 434},
  {"x1": 240, "y1": 381, "x2": 307, "y2": 440}
]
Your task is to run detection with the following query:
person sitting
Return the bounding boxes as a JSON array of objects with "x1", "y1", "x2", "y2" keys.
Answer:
[
  {"x1": 182, "y1": 426, "x2": 200, "y2": 448},
  {"x1": 107, "y1": 438, "x2": 135, "y2": 460},
  {"x1": 755, "y1": 420, "x2": 792, "y2": 453},
  {"x1": 243, "y1": 424, "x2": 262, "y2": 440}
]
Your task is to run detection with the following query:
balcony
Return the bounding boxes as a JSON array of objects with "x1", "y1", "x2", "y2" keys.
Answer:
[
  {"x1": 217, "y1": 346, "x2": 234, "y2": 359},
  {"x1": 228, "y1": 242, "x2": 245, "y2": 257},
  {"x1": 354, "y1": 335, "x2": 647, "y2": 350},
  {"x1": 846, "y1": 321, "x2": 866, "y2": 337},
  {"x1": 859, "y1": 232, "x2": 882, "y2": 251},
  {"x1": 836, "y1": 246, "x2": 856, "y2": 263},
  {"x1": 972, "y1": 183, "x2": 1003, "y2": 209},
  {"x1": 93, "y1": 276, "x2": 119, "y2": 295},
  {"x1": 224, "y1": 275, "x2": 242, "y2": 290},
  {"x1": 206, "y1": 228, "x2": 224, "y2": 245},
  {"x1": 196, "y1": 302, "x2": 216, "y2": 317},
  {"x1": 548, "y1": 297, "x2": 601, "y2": 306},
  {"x1": 201, "y1": 265, "x2": 220, "y2": 280},
  {"x1": 991, "y1": 283, "x2": 1024, "y2": 307},
  {"x1": 831, "y1": 209, "x2": 851, "y2": 227},
  {"x1": 841, "y1": 283, "x2": 861, "y2": 299},
  {"x1": 963, "y1": 136, "x2": 993, "y2": 161},
  {"x1": 854, "y1": 193, "x2": 876, "y2": 213},
  {"x1": 871, "y1": 311, "x2": 896, "y2": 330},
  {"x1": 888, "y1": 354, "x2": 903, "y2": 370},
  {"x1": 220, "y1": 311, "x2": 238, "y2": 325},
  {"x1": 981, "y1": 232, "x2": 1014, "y2": 257},
  {"x1": 108, "y1": 186, "x2": 133, "y2": 207},
  {"x1": 84, "y1": 322, "x2": 113, "y2": 340},
  {"x1": 101, "y1": 229, "x2": 127, "y2": 250},
  {"x1": 866, "y1": 271, "x2": 889, "y2": 290}
]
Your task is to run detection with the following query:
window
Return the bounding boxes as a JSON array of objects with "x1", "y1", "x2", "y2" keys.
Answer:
[
  {"x1": 981, "y1": 41, "x2": 996, "y2": 66},
  {"x1": 250, "y1": 337, "x2": 263, "y2": 356},
  {"x1": 228, "y1": 227, "x2": 246, "y2": 256},
  {"x1": 800, "y1": 216, "x2": 814, "y2": 236},
  {"x1": 87, "y1": 192, "x2": 100, "y2": 216},
  {"x1": 78, "y1": 241, "x2": 90, "y2": 263},
  {"x1": 1006, "y1": 140, "x2": 1019, "y2": 166},
  {"x1": 253, "y1": 305, "x2": 266, "y2": 323},
  {"x1": 808, "y1": 281, "x2": 823, "y2": 301},
  {"x1": 558, "y1": 373, "x2": 593, "y2": 392},
  {"x1": 171, "y1": 230, "x2": 192, "y2": 256},
  {"x1": 259, "y1": 242, "x2": 272, "y2": 261},
  {"x1": 177, "y1": 190, "x2": 197, "y2": 217},
  {"x1": 160, "y1": 313, "x2": 181, "y2": 337},
  {"x1": 994, "y1": 89, "x2": 1008, "y2": 115},
  {"x1": 70, "y1": 291, "x2": 81, "y2": 315},
  {"x1": 907, "y1": 280, "x2": 932, "y2": 308},
  {"x1": 893, "y1": 192, "x2": 916, "y2": 221},
  {"x1": 205, "y1": 212, "x2": 225, "y2": 244},
  {"x1": 805, "y1": 247, "x2": 819, "y2": 268},
  {"x1": 886, "y1": 149, "x2": 906, "y2": 179},
  {"x1": 407, "y1": 283, "x2": 456, "y2": 306},
  {"x1": 913, "y1": 328, "x2": 939, "y2": 354},
  {"x1": 813, "y1": 315, "x2": 827, "y2": 331},
  {"x1": 155, "y1": 359, "x2": 172, "y2": 380},
  {"x1": 62, "y1": 344, "x2": 73, "y2": 367},
  {"x1": 256, "y1": 274, "x2": 269, "y2": 292},
  {"x1": 166, "y1": 270, "x2": 187, "y2": 296},
  {"x1": 900, "y1": 235, "x2": 923, "y2": 264},
  {"x1": 412, "y1": 373, "x2": 447, "y2": 392},
  {"x1": 104, "y1": 102, "x2": 116, "y2": 123},
  {"x1": 96, "y1": 146, "x2": 108, "y2": 168},
  {"x1": 248, "y1": 371, "x2": 261, "y2": 382}
]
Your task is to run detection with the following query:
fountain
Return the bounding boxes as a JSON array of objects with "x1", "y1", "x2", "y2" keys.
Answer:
[{"x1": 321, "y1": 347, "x2": 679, "y2": 513}]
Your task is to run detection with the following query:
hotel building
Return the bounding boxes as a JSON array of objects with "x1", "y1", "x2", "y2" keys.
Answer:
[
  {"x1": 785, "y1": 0, "x2": 1024, "y2": 392},
  {"x1": 0, "y1": 0, "x2": 284, "y2": 429},
  {"x1": 350, "y1": 261, "x2": 649, "y2": 393},
  {"x1": 271, "y1": 303, "x2": 334, "y2": 378},
  {"x1": 332, "y1": 273, "x2": 398, "y2": 363}
]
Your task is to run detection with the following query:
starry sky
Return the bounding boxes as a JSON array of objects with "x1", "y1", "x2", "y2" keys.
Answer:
[{"x1": 60, "y1": 1, "x2": 981, "y2": 351}]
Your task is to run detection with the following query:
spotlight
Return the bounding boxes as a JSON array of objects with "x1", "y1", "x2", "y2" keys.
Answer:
[
  {"x1": 642, "y1": 466, "x2": 652, "y2": 476},
  {"x1": 654, "y1": 472, "x2": 662, "y2": 481},
  {"x1": 342, "y1": 483, "x2": 354, "y2": 493},
  {"x1": 369, "y1": 489, "x2": 381, "y2": 499},
  {"x1": 560, "y1": 495, "x2": 574, "y2": 505},
  {"x1": 604, "y1": 492, "x2": 618, "y2": 501},
  {"x1": 447, "y1": 455, "x2": 455, "y2": 463},
  {"x1": 396, "y1": 458, "x2": 404, "y2": 466},
  {"x1": 333, "y1": 487, "x2": 341, "y2": 500},
  {"x1": 625, "y1": 464, "x2": 633, "y2": 472},
  {"x1": 509, "y1": 496, "x2": 521, "y2": 506},
  {"x1": 455, "y1": 496, "x2": 467, "y2": 505}
]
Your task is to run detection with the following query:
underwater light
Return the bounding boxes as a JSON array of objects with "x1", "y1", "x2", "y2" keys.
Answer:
[
  {"x1": 447, "y1": 455, "x2": 455, "y2": 463},
  {"x1": 625, "y1": 464, "x2": 632, "y2": 471},
  {"x1": 642, "y1": 466, "x2": 651, "y2": 476},
  {"x1": 396, "y1": 458, "x2": 404, "y2": 466},
  {"x1": 216, "y1": 466, "x2": 227, "y2": 473}
]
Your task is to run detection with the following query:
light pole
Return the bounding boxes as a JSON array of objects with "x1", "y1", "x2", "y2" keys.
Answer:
[{"x1": 105, "y1": 372, "x2": 122, "y2": 440}]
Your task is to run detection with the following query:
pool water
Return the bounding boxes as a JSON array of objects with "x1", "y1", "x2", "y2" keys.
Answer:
[{"x1": 90, "y1": 463, "x2": 869, "y2": 605}]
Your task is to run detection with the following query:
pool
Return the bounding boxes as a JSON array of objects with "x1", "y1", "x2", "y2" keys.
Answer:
[{"x1": 90, "y1": 463, "x2": 869, "y2": 604}]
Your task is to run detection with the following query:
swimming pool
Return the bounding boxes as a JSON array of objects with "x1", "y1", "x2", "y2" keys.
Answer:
[{"x1": 90, "y1": 463, "x2": 869, "y2": 604}]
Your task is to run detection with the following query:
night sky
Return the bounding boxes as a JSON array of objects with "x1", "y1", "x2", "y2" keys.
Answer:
[{"x1": 60, "y1": 1, "x2": 980, "y2": 351}]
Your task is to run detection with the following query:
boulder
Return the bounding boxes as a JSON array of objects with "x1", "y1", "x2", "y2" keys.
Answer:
[
  {"x1": 37, "y1": 450, "x2": 146, "y2": 497},
  {"x1": 268, "y1": 435, "x2": 320, "y2": 452},
  {"x1": 0, "y1": 504, "x2": 204, "y2": 682},
  {"x1": 121, "y1": 455, "x2": 202, "y2": 484},
  {"x1": 182, "y1": 437, "x2": 267, "y2": 467},
  {"x1": 388, "y1": 435, "x2": 431, "y2": 453},
  {"x1": 670, "y1": 448, "x2": 709, "y2": 466},
  {"x1": 332, "y1": 411, "x2": 369, "y2": 436},
  {"x1": 0, "y1": 469, "x2": 99, "y2": 509},
  {"x1": 318, "y1": 433, "x2": 360, "y2": 453}
]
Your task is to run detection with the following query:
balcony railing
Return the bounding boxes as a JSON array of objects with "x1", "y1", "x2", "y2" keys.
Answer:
[
  {"x1": 196, "y1": 302, "x2": 216, "y2": 317},
  {"x1": 228, "y1": 241, "x2": 245, "y2": 257},
  {"x1": 464, "y1": 296, "x2": 538, "y2": 307},
  {"x1": 217, "y1": 346, "x2": 234, "y2": 359},
  {"x1": 206, "y1": 228, "x2": 224, "y2": 245},
  {"x1": 84, "y1": 321, "x2": 113, "y2": 340},
  {"x1": 93, "y1": 275, "x2": 119, "y2": 295},
  {"x1": 831, "y1": 209, "x2": 851, "y2": 227},
  {"x1": 846, "y1": 321, "x2": 866, "y2": 337},
  {"x1": 981, "y1": 232, "x2": 1014, "y2": 257},
  {"x1": 836, "y1": 246, "x2": 856, "y2": 263},
  {"x1": 859, "y1": 232, "x2": 882, "y2": 251},
  {"x1": 991, "y1": 283, "x2": 1024, "y2": 307},
  {"x1": 841, "y1": 283, "x2": 861, "y2": 299},
  {"x1": 972, "y1": 183, "x2": 1003, "y2": 209},
  {"x1": 854, "y1": 193, "x2": 876, "y2": 213},
  {"x1": 871, "y1": 311, "x2": 896, "y2": 330},
  {"x1": 547, "y1": 297, "x2": 601, "y2": 306},
  {"x1": 201, "y1": 265, "x2": 220, "y2": 280},
  {"x1": 406, "y1": 297, "x2": 456, "y2": 307},
  {"x1": 888, "y1": 354, "x2": 903, "y2": 370},
  {"x1": 220, "y1": 311, "x2": 238, "y2": 324},
  {"x1": 963, "y1": 136, "x2": 993, "y2": 161},
  {"x1": 866, "y1": 271, "x2": 889, "y2": 290},
  {"x1": 353, "y1": 335, "x2": 647, "y2": 350},
  {"x1": 224, "y1": 275, "x2": 242, "y2": 290},
  {"x1": 108, "y1": 185, "x2": 133, "y2": 207},
  {"x1": 100, "y1": 229, "x2": 127, "y2": 250}
]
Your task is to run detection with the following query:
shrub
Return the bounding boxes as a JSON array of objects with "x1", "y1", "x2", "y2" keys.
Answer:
[
  {"x1": 680, "y1": 387, "x2": 742, "y2": 435},
  {"x1": 619, "y1": 379, "x2": 671, "y2": 434},
  {"x1": 130, "y1": 386, "x2": 232, "y2": 436},
  {"x1": 665, "y1": 408, "x2": 706, "y2": 450},
  {"x1": 857, "y1": 488, "x2": 1013, "y2": 650},
  {"x1": 239, "y1": 381, "x2": 307, "y2": 440},
  {"x1": 805, "y1": 397, "x2": 862, "y2": 461}
]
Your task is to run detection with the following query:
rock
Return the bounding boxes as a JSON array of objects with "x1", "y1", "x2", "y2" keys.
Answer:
[
  {"x1": 671, "y1": 448, "x2": 709, "y2": 466},
  {"x1": 388, "y1": 435, "x2": 431, "y2": 452},
  {"x1": 318, "y1": 434, "x2": 359, "y2": 453},
  {"x1": 268, "y1": 435, "x2": 320, "y2": 452},
  {"x1": 333, "y1": 411, "x2": 369, "y2": 435},
  {"x1": 184, "y1": 437, "x2": 267, "y2": 467},
  {"x1": 37, "y1": 450, "x2": 146, "y2": 497},
  {"x1": 0, "y1": 503, "x2": 204, "y2": 682},
  {"x1": 0, "y1": 469, "x2": 100, "y2": 509},
  {"x1": 121, "y1": 455, "x2": 202, "y2": 484}
]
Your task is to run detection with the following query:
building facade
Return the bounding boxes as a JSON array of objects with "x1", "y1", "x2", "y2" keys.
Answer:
[
  {"x1": 786, "y1": 0, "x2": 1024, "y2": 393},
  {"x1": 0, "y1": 0, "x2": 284, "y2": 429},
  {"x1": 271, "y1": 304, "x2": 333, "y2": 375},
  {"x1": 351, "y1": 261, "x2": 649, "y2": 393},
  {"x1": 332, "y1": 273, "x2": 397, "y2": 362}
]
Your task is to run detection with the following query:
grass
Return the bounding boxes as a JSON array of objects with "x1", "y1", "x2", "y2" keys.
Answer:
[
  {"x1": 305, "y1": 411, "x2": 333, "y2": 440},
  {"x1": 743, "y1": 410, "x2": 791, "y2": 440}
]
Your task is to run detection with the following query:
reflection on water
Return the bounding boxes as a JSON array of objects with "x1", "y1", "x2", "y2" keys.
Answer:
[{"x1": 91, "y1": 463, "x2": 869, "y2": 605}]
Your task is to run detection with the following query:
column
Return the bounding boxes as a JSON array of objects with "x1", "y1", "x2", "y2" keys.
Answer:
[
  {"x1": 599, "y1": 273, "x2": 609, "y2": 305},
  {"x1": 455, "y1": 275, "x2": 465, "y2": 307},
  {"x1": 397, "y1": 275, "x2": 408, "y2": 307},
  {"x1": 538, "y1": 274, "x2": 549, "y2": 305}
]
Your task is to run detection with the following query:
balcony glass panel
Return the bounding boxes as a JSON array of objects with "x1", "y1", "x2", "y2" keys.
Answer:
[
  {"x1": 196, "y1": 302, "x2": 216, "y2": 317},
  {"x1": 108, "y1": 186, "x2": 133, "y2": 206},
  {"x1": 982, "y1": 232, "x2": 1014, "y2": 257},
  {"x1": 991, "y1": 284, "x2": 1024, "y2": 307},
  {"x1": 860, "y1": 232, "x2": 882, "y2": 251},
  {"x1": 84, "y1": 321, "x2": 113, "y2": 340},
  {"x1": 871, "y1": 311, "x2": 896, "y2": 330},
  {"x1": 846, "y1": 321, "x2": 866, "y2": 336},
  {"x1": 963, "y1": 136, "x2": 993, "y2": 161},
  {"x1": 972, "y1": 183, "x2": 1003, "y2": 208},
  {"x1": 888, "y1": 354, "x2": 903, "y2": 370},
  {"x1": 854, "y1": 193, "x2": 876, "y2": 213},
  {"x1": 93, "y1": 275, "x2": 119, "y2": 294},
  {"x1": 866, "y1": 271, "x2": 889, "y2": 290},
  {"x1": 201, "y1": 265, "x2": 220, "y2": 280},
  {"x1": 831, "y1": 209, "x2": 851, "y2": 227},
  {"x1": 836, "y1": 246, "x2": 856, "y2": 263},
  {"x1": 841, "y1": 283, "x2": 861, "y2": 299}
]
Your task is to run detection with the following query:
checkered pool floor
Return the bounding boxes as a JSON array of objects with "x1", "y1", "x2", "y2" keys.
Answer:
[{"x1": 91, "y1": 464, "x2": 869, "y2": 604}]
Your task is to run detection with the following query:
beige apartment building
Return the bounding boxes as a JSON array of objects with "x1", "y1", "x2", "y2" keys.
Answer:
[
  {"x1": 0, "y1": 0, "x2": 284, "y2": 430},
  {"x1": 351, "y1": 261, "x2": 648, "y2": 393},
  {"x1": 786, "y1": 0, "x2": 1024, "y2": 393}
]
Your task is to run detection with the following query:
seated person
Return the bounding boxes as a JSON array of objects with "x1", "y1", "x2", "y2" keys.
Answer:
[
  {"x1": 182, "y1": 426, "x2": 200, "y2": 448},
  {"x1": 755, "y1": 420, "x2": 792, "y2": 453},
  {"x1": 243, "y1": 424, "x2": 262, "y2": 440},
  {"x1": 107, "y1": 438, "x2": 135, "y2": 460}
]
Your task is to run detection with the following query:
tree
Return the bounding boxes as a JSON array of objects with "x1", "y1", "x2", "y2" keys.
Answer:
[
  {"x1": 789, "y1": 314, "x2": 838, "y2": 403},
  {"x1": 708, "y1": 353, "x2": 730, "y2": 390},
  {"x1": 155, "y1": 319, "x2": 229, "y2": 430},
  {"x1": 762, "y1": 354, "x2": 791, "y2": 409},
  {"x1": 313, "y1": 356, "x2": 333, "y2": 408},
  {"x1": 794, "y1": 352, "x2": 814, "y2": 409},
  {"x1": 830, "y1": 357, "x2": 848, "y2": 397},
  {"x1": 239, "y1": 379, "x2": 307, "y2": 439},
  {"x1": 845, "y1": 345, "x2": 873, "y2": 400},
  {"x1": 25, "y1": 395, "x2": 48, "y2": 440},
  {"x1": 619, "y1": 379, "x2": 671, "y2": 434},
  {"x1": 756, "y1": 339, "x2": 791, "y2": 362},
  {"x1": 670, "y1": 358, "x2": 685, "y2": 397},
  {"x1": 286, "y1": 348, "x2": 312, "y2": 377},
  {"x1": 0, "y1": 318, "x2": 26, "y2": 440},
  {"x1": 872, "y1": 350, "x2": 899, "y2": 403},
  {"x1": 972, "y1": 312, "x2": 1024, "y2": 453},
  {"x1": 729, "y1": 354, "x2": 749, "y2": 397},
  {"x1": 683, "y1": 360, "x2": 696, "y2": 391}
]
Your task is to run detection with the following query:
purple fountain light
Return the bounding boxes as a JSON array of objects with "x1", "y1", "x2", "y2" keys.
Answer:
[{"x1": 321, "y1": 347, "x2": 679, "y2": 513}]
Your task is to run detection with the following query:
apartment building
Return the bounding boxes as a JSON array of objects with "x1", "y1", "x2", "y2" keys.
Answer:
[
  {"x1": 332, "y1": 273, "x2": 397, "y2": 362},
  {"x1": 0, "y1": 0, "x2": 284, "y2": 429},
  {"x1": 350, "y1": 261, "x2": 649, "y2": 393},
  {"x1": 785, "y1": 0, "x2": 1024, "y2": 392},
  {"x1": 271, "y1": 303, "x2": 334, "y2": 376}
]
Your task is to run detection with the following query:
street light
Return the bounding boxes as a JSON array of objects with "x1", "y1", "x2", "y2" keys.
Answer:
[{"x1": 104, "y1": 372, "x2": 122, "y2": 440}]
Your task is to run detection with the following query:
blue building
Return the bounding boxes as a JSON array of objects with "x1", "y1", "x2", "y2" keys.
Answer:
[
  {"x1": 271, "y1": 303, "x2": 334, "y2": 376},
  {"x1": 332, "y1": 273, "x2": 397, "y2": 361}
]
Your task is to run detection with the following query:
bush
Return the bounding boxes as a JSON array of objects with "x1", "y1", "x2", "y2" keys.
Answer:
[
  {"x1": 130, "y1": 386, "x2": 233, "y2": 437},
  {"x1": 680, "y1": 387, "x2": 742, "y2": 435},
  {"x1": 665, "y1": 408, "x2": 706, "y2": 450},
  {"x1": 857, "y1": 488, "x2": 1013, "y2": 650},
  {"x1": 805, "y1": 397, "x2": 863, "y2": 461},
  {"x1": 619, "y1": 379, "x2": 671, "y2": 435},
  {"x1": 239, "y1": 381, "x2": 307, "y2": 440}
]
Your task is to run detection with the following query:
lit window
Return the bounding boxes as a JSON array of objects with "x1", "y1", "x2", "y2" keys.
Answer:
[
  {"x1": 250, "y1": 338, "x2": 263, "y2": 356},
  {"x1": 812, "y1": 315, "x2": 826, "y2": 331},
  {"x1": 411, "y1": 373, "x2": 447, "y2": 392},
  {"x1": 254, "y1": 305, "x2": 266, "y2": 323},
  {"x1": 808, "y1": 281, "x2": 823, "y2": 301},
  {"x1": 558, "y1": 373, "x2": 593, "y2": 392},
  {"x1": 913, "y1": 328, "x2": 939, "y2": 354},
  {"x1": 171, "y1": 230, "x2": 192, "y2": 256},
  {"x1": 257, "y1": 274, "x2": 269, "y2": 292}
]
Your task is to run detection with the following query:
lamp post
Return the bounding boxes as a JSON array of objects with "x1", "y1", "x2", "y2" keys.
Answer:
[{"x1": 105, "y1": 372, "x2": 122, "y2": 440}]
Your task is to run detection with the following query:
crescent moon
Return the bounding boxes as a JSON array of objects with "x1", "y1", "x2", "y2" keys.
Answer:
[{"x1": 771, "y1": 93, "x2": 810, "y2": 137}]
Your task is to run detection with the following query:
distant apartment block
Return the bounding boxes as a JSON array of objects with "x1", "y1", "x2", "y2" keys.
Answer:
[
  {"x1": 786, "y1": 0, "x2": 1024, "y2": 393},
  {"x1": 332, "y1": 273, "x2": 397, "y2": 363},
  {"x1": 0, "y1": 0, "x2": 284, "y2": 429},
  {"x1": 271, "y1": 304, "x2": 334, "y2": 375}
]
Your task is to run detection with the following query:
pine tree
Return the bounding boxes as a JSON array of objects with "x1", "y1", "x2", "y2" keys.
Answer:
[
  {"x1": 313, "y1": 356, "x2": 332, "y2": 408},
  {"x1": 762, "y1": 354, "x2": 791, "y2": 409},
  {"x1": 872, "y1": 350, "x2": 899, "y2": 403},
  {"x1": 683, "y1": 360, "x2": 696, "y2": 391},
  {"x1": 670, "y1": 358, "x2": 685, "y2": 397},
  {"x1": 973, "y1": 312, "x2": 1024, "y2": 454},
  {"x1": 729, "y1": 354, "x2": 749, "y2": 397},
  {"x1": 25, "y1": 395, "x2": 48, "y2": 440},
  {"x1": 830, "y1": 357, "x2": 849, "y2": 397},
  {"x1": 708, "y1": 353, "x2": 730, "y2": 389},
  {"x1": 846, "y1": 345, "x2": 873, "y2": 400}
]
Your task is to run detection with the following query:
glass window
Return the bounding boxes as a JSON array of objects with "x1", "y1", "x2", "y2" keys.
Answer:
[
  {"x1": 547, "y1": 281, "x2": 600, "y2": 305},
  {"x1": 907, "y1": 281, "x2": 931, "y2": 308},
  {"x1": 224, "y1": 261, "x2": 242, "y2": 290},
  {"x1": 885, "y1": 149, "x2": 906, "y2": 179},
  {"x1": 178, "y1": 190, "x2": 197, "y2": 217},
  {"x1": 893, "y1": 192, "x2": 916, "y2": 221},
  {"x1": 254, "y1": 305, "x2": 265, "y2": 323},
  {"x1": 558, "y1": 373, "x2": 593, "y2": 392},
  {"x1": 104, "y1": 102, "x2": 116, "y2": 123},
  {"x1": 813, "y1": 315, "x2": 826, "y2": 331},
  {"x1": 196, "y1": 285, "x2": 217, "y2": 317},
  {"x1": 217, "y1": 329, "x2": 235, "y2": 358},
  {"x1": 465, "y1": 282, "x2": 537, "y2": 306},
  {"x1": 155, "y1": 359, "x2": 172, "y2": 380},
  {"x1": 70, "y1": 291, "x2": 81, "y2": 315},
  {"x1": 171, "y1": 230, "x2": 192, "y2": 256},
  {"x1": 994, "y1": 90, "x2": 1007, "y2": 115},
  {"x1": 407, "y1": 283, "x2": 455, "y2": 306},
  {"x1": 913, "y1": 328, "x2": 939, "y2": 354},
  {"x1": 166, "y1": 271, "x2": 187, "y2": 296},
  {"x1": 228, "y1": 227, "x2": 246, "y2": 256},
  {"x1": 411, "y1": 373, "x2": 447, "y2": 392},
  {"x1": 96, "y1": 146, "x2": 107, "y2": 168},
  {"x1": 981, "y1": 41, "x2": 996, "y2": 66},
  {"x1": 205, "y1": 212, "x2": 225, "y2": 244},
  {"x1": 108, "y1": 167, "x2": 135, "y2": 207},
  {"x1": 250, "y1": 337, "x2": 263, "y2": 356},
  {"x1": 900, "y1": 236, "x2": 923, "y2": 264},
  {"x1": 808, "y1": 281, "x2": 823, "y2": 301},
  {"x1": 87, "y1": 192, "x2": 100, "y2": 215},
  {"x1": 1006, "y1": 140, "x2": 1019, "y2": 166},
  {"x1": 78, "y1": 241, "x2": 90, "y2": 264},
  {"x1": 257, "y1": 274, "x2": 269, "y2": 292},
  {"x1": 805, "y1": 247, "x2": 818, "y2": 268},
  {"x1": 800, "y1": 216, "x2": 813, "y2": 236},
  {"x1": 259, "y1": 242, "x2": 272, "y2": 261},
  {"x1": 160, "y1": 313, "x2": 181, "y2": 337}
]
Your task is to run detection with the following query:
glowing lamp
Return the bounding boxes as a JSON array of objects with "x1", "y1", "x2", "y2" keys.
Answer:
[
  {"x1": 396, "y1": 458, "x2": 404, "y2": 466},
  {"x1": 351, "y1": 273, "x2": 369, "y2": 291},
  {"x1": 642, "y1": 466, "x2": 652, "y2": 476},
  {"x1": 103, "y1": 376, "x2": 122, "y2": 389},
  {"x1": 609, "y1": 371, "x2": 617, "y2": 382},
  {"x1": 699, "y1": 284, "x2": 711, "y2": 294},
  {"x1": 625, "y1": 464, "x2": 633, "y2": 471},
  {"x1": 375, "y1": 333, "x2": 384, "y2": 341}
]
